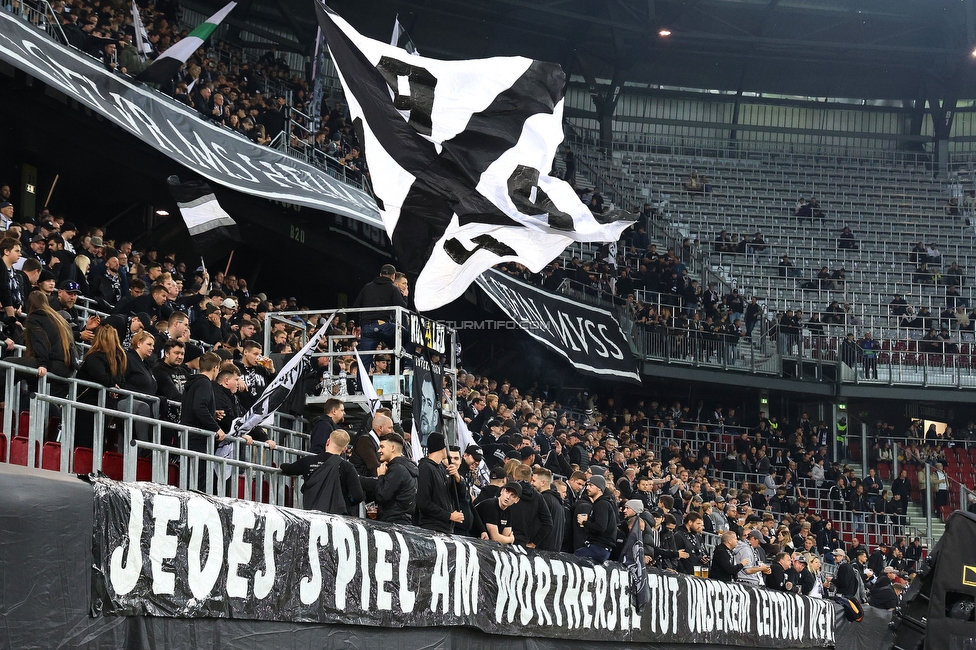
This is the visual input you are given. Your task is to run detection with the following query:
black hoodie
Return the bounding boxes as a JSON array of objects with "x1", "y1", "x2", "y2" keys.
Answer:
[
  {"x1": 508, "y1": 481, "x2": 554, "y2": 548},
  {"x1": 361, "y1": 455, "x2": 418, "y2": 525},
  {"x1": 180, "y1": 373, "x2": 219, "y2": 451}
]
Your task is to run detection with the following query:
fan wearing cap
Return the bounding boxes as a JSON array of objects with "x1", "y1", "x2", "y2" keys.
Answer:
[
  {"x1": 477, "y1": 481, "x2": 521, "y2": 544},
  {"x1": 731, "y1": 529, "x2": 771, "y2": 586},
  {"x1": 0, "y1": 201, "x2": 13, "y2": 230},
  {"x1": 833, "y1": 548, "x2": 866, "y2": 602},
  {"x1": 416, "y1": 432, "x2": 465, "y2": 534},
  {"x1": 573, "y1": 475, "x2": 618, "y2": 562}
]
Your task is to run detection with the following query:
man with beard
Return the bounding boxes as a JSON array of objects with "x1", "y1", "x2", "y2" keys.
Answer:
[
  {"x1": 574, "y1": 474, "x2": 618, "y2": 562},
  {"x1": 359, "y1": 433, "x2": 417, "y2": 524},
  {"x1": 153, "y1": 339, "x2": 190, "y2": 444}
]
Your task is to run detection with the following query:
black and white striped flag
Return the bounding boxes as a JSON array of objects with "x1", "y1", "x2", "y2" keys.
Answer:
[
  {"x1": 317, "y1": 4, "x2": 635, "y2": 311},
  {"x1": 390, "y1": 16, "x2": 418, "y2": 55},
  {"x1": 167, "y1": 176, "x2": 242, "y2": 265}
]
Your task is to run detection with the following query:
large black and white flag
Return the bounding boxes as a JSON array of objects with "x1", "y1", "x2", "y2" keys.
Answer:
[
  {"x1": 167, "y1": 176, "x2": 242, "y2": 265},
  {"x1": 317, "y1": 4, "x2": 635, "y2": 311},
  {"x1": 230, "y1": 314, "x2": 335, "y2": 437}
]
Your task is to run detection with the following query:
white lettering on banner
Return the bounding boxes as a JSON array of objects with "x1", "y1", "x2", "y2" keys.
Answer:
[
  {"x1": 431, "y1": 538, "x2": 450, "y2": 613},
  {"x1": 0, "y1": 15, "x2": 383, "y2": 226},
  {"x1": 186, "y1": 496, "x2": 224, "y2": 601},
  {"x1": 254, "y1": 509, "x2": 284, "y2": 600},
  {"x1": 454, "y1": 540, "x2": 479, "y2": 616},
  {"x1": 301, "y1": 519, "x2": 329, "y2": 605},
  {"x1": 109, "y1": 486, "x2": 144, "y2": 596},
  {"x1": 149, "y1": 494, "x2": 180, "y2": 595},
  {"x1": 226, "y1": 506, "x2": 256, "y2": 599},
  {"x1": 482, "y1": 277, "x2": 626, "y2": 362},
  {"x1": 97, "y1": 482, "x2": 835, "y2": 646},
  {"x1": 373, "y1": 530, "x2": 394, "y2": 611},
  {"x1": 394, "y1": 532, "x2": 416, "y2": 613}
]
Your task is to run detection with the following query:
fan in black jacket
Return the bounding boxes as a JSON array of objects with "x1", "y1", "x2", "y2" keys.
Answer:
[
  {"x1": 574, "y1": 475, "x2": 618, "y2": 562},
  {"x1": 281, "y1": 429, "x2": 364, "y2": 516},
  {"x1": 179, "y1": 352, "x2": 224, "y2": 452},
  {"x1": 20, "y1": 292, "x2": 74, "y2": 397},
  {"x1": 416, "y1": 433, "x2": 464, "y2": 534},
  {"x1": 360, "y1": 433, "x2": 418, "y2": 524}
]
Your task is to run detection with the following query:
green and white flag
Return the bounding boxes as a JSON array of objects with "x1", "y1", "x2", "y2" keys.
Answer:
[{"x1": 137, "y1": 1, "x2": 236, "y2": 84}]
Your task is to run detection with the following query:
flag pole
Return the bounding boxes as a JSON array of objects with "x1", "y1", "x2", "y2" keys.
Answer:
[
  {"x1": 44, "y1": 174, "x2": 58, "y2": 208},
  {"x1": 223, "y1": 250, "x2": 235, "y2": 277}
]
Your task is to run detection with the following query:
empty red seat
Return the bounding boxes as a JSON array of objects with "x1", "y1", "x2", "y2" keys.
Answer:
[
  {"x1": 136, "y1": 457, "x2": 152, "y2": 482},
  {"x1": 73, "y1": 447, "x2": 93, "y2": 474},
  {"x1": 0, "y1": 432, "x2": 6, "y2": 462},
  {"x1": 10, "y1": 436, "x2": 38, "y2": 467},
  {"x1": 41, "y1": 441, "x2": 61, "y2": 472},
  {"x1": 102, "y1": 452, "x2": 123, "y2": 481},
  {"x1": 17, "y1": 411, "x2": 28, "y2": 436},
  {"x1": 167, "y1": 463, "x2": 180, "y2": 487}
]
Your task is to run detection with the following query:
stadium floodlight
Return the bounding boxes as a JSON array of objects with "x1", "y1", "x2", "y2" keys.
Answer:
[{"x1": 659, "y1": 28, "x2": 672, "y2": 37}]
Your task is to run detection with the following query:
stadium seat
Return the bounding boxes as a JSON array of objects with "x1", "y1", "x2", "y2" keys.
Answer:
[
  {"x1": 73, "y1": 447, "x2": 93, "y2": 474},
  {"x1": 41, "y1": 441, "x2": 61, "y2": 472},
  {"x1": 10, "y1": 436, "x2": 38, "y2": 468},
  {"x1": 136, "y1": 457, "x2": 152, "y2": 482},
  {"x1": 102, "y1": 452, "x2": 123, "y2": 481},
  {"x1": 0, "y1": 432, "x2": 6, "y2": 463},
  {"x1": 167, "y1": 463, "x2": 180, "y2": 487},
  {"x1": 17, "y1": 411, "x2": 29, "y2": 436}
]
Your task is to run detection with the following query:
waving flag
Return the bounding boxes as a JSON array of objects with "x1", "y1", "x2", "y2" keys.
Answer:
[
  {"x1": 354, "y1": 349, "x2": 381, "y2": 415},
  {"x1": 316, "y1": 3, "x2": 635, "y2": 311},
  {"x1": 138, "y1": 1, "x2": 236, "y2": 85},
  {"x1": 390, "y1": 16, "x2": 418, "y2": 55},
  {"x1": 167, "y1": 176, "x2": 242, "y2": 265},
  {"x1": 230, "y1": 314, "x2": 335, "y2": 437}
]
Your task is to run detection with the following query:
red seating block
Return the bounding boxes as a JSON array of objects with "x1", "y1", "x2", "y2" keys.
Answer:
[
  {"x1": 17, "y1": 411, "x2": 28, "y2": 435},
  {"x1": 0, "y1": 432, "x2": 6, "y2": 463},
  {"x1": 41, "y1": 441, "x2": 61, "y2": 472},
  {"x1": 167, "y1": 463, "x2": 180, "y2": 487},
  {"x1": 73, "y1": 447, "x2": 93, "y2": 474}
]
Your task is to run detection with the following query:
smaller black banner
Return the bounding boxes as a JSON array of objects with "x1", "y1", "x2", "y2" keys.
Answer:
[{"x1": 476, "y1": 269, "x2": 640, "y2": 382}]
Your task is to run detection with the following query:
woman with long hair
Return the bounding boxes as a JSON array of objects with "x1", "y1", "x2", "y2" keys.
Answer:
[
  {"x1": 73, "y1": 325, "x2": 127, "y2": 449},
  {"x1": 22, "y1": 291, "x2": 74, "y2": 388},
  {"x1": 803, "y1": 552, "x2": 827, "y2": 598}
]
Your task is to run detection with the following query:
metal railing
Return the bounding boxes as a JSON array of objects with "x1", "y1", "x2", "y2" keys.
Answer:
[{"x1": 6, "y1": 0, "x2": 67, "y2": 43}]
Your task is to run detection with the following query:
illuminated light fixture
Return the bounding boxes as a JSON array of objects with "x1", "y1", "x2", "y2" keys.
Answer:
[
  {"x1": 659, "y1": 28, "x2": 672, "y2": 37},
  {"x1": 155, "y1": 209, "x2": 170, "y2": 216},
  {"x1": 972, "y1": 46, "x2": 976, "y2": 57}
]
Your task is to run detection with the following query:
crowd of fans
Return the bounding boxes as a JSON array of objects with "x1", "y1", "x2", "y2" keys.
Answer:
[{"x1": 37, "y1": 0, "x2": 369, "y2": 184}]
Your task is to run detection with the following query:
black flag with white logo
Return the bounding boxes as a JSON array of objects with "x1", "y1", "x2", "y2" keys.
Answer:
[{"x1": 316, "y1": 4, "x2": 635, "y2": 311}]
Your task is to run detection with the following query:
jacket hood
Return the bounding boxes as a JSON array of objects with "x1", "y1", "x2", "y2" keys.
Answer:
[{"x1": 391, "y1": 455, "x2": 419, "y2": 478}]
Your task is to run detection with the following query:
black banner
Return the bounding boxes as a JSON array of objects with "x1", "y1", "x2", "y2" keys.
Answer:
[
  {"x1": 0, "y1": 13, "x2": 380, "y2": 227},
  {"x1": 91, "y1": 479, "x2": 834, "y2": 647},
  {"x1": 476, "y1": 269, "x2": 640, "y2": 382}
]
